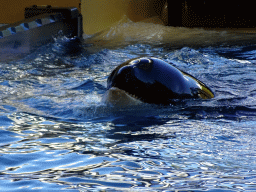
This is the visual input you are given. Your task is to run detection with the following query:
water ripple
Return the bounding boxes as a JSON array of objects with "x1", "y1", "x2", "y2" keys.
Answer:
[{"x1": 1, "y1": 35, "x2": 256, "y2": 191}]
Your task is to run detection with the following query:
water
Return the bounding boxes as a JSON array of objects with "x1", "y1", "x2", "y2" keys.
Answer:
[{"x1": 0, "y1": 19, "x2": 256, "y2": 191}]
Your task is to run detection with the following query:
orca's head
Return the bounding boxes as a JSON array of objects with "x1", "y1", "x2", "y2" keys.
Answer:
[{"x1": 105, "y1": 57, "x2": 214, "y2": 106}]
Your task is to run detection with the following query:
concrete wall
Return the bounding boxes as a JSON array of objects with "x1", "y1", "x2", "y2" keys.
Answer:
[{"x1": 81, "y1": 0, "x2": 166, "y2": 34}]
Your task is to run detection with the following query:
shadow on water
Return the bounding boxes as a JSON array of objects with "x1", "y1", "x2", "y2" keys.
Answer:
[
  {"x1": 106, "y1": 115, "x2": 172, "y2": 143},
  {"x1": 212, "y1": 44, "x2": 256, "y2": 60}
]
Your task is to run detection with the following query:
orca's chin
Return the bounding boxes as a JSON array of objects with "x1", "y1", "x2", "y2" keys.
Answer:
[{"x1": 102, "y1": 87, "x2": 143, "y2": 107}]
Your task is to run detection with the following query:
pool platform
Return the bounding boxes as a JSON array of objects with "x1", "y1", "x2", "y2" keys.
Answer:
[{"x1": 0, "y1": 6, "x2": 83, "y2": 62}]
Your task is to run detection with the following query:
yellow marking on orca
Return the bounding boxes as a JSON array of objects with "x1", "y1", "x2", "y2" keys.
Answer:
[
  {"x1": 181, "y1": 70, "x2": 214, "y2": 99},
  {"x1": 199, "y1": 85, "x2": 215, "y2": 99}
]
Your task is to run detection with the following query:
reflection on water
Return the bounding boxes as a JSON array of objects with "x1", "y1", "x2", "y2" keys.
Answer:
[
  {"x1": 2, "y1": 111, "x2": 256, "y2": 191},
  {"x1": 0, "y1": 18, "x2": 256, "y2": 191}
]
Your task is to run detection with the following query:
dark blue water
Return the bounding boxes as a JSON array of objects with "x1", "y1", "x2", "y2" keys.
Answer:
[{"x1": 0, "y1": 23, "x2": 256, "y2": 191}]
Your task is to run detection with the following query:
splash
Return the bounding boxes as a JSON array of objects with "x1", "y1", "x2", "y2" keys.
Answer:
[{"x1": 85, "y1": 16, "x2": 256, "y2": 49}]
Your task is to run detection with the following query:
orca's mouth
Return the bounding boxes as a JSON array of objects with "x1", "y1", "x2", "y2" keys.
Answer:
[
  {"x1": 103, "y1": 87, "x2": 143, "y2": 106},
  {"x1": 112, "y1": 86, "x2": 143, "y2": 101}
]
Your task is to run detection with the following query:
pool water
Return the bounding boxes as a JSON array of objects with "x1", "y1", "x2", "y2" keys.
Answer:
[{"x1": 0, "y1": 19, "x2": 256, "y2": 191}]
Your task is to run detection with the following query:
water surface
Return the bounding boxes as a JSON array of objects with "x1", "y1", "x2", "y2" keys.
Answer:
[{"x1": 0, "y1": 20, "x2": 256, "y2": 191}]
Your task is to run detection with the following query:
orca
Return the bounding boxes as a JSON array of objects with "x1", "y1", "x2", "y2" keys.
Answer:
[{"x1": 103, "y1": 57, "x2": 214, "y2": 106}]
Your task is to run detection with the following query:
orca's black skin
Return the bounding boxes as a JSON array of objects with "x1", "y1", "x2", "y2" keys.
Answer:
[{"x1": 107, "y1": 57, "x2": 214, "y2": 105}]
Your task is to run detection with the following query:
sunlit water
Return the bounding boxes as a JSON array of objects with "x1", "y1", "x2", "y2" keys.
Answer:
[{"x1": 1, "y1": 19, "x2": 256, "y2": 191}]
